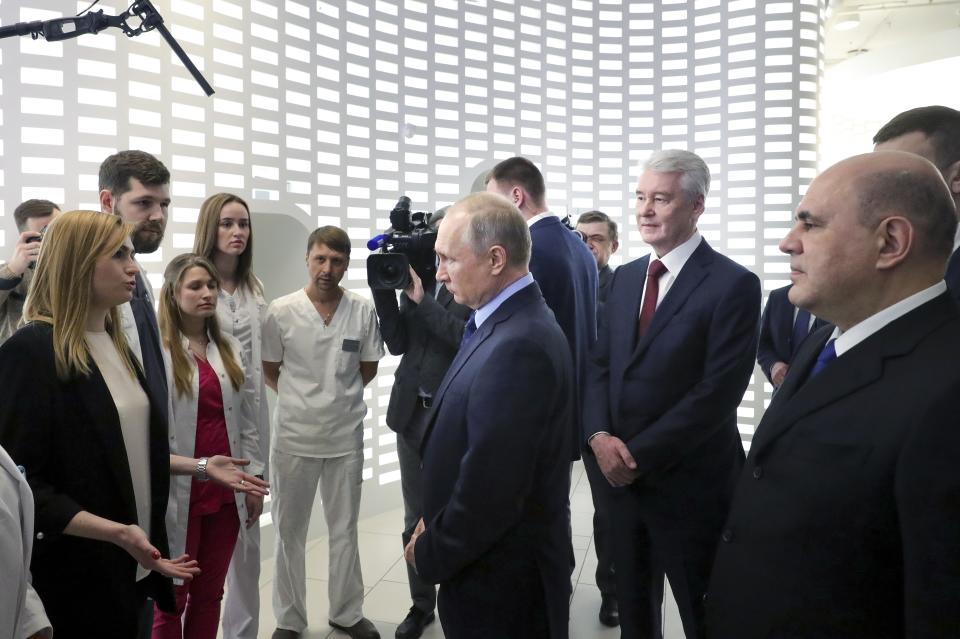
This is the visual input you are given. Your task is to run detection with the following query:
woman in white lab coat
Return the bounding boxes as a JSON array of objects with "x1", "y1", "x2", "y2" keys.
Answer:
[
  {"x1": 193, "y1": 193, "x2": 270, "y2": 639},
  {"x1": 152, "y1": 253, "x2": 263, "y2": 639}
]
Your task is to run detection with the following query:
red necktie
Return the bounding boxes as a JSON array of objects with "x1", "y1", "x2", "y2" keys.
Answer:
[{"x1": 638, "y1": 259, "x2": 667, "y2": 338}]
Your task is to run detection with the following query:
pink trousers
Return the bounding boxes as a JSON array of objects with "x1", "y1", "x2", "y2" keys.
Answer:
[{"x1": 152, "y1": 501, "x2": 240, "y2": 639}]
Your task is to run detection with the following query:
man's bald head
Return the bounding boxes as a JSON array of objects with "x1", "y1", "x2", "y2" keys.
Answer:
[
  {"x1": 782, "y1": 151, "x2": 957, "y2": 329},
  {"x1": 846, "y1": 151, "x2": 957, "y2": 262}
]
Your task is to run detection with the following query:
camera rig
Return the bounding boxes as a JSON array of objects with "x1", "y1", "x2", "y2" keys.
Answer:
[{"x1": 0, "y1": 0, "x2": 213, "y2": 96}]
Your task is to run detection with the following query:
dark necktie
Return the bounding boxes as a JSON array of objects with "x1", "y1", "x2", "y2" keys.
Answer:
[
  {"x1": 459, "y1": 312, "x2": 477, "y2": 352},
  {"x1": 131, "y1": 272, "x2": 169, "y2": 421},
  {"x1": 808, "y1": 338, "x2": 837, "y2": 379},
  {"x1": 791, "y1": 308, "x2": 812, "y2": 357},
  {"x1": 638, "y1": 259, "x2": 667, "y2": 338}
]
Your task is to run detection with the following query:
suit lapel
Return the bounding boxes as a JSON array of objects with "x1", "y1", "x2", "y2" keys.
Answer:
[
  {"x1": 631, "y1": 241, "x2": 712, "y2": 362},
  {"x1": 420, "y1": 282, "x2": 541, "y2": 454},
  {"x1": 751, "y1": 294, "x2": 956, "y2": 457}
]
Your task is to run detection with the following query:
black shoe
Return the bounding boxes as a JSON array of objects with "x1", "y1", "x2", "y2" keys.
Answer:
[
  {"x1": 330, "y1": 617, "x2": 381, "y2": 639},
  {"x1": 396, "y1": 606, "x2": 436, "y2": 639},
  {"x1": 599, "y1": 593, "x2": 620, "y2": 627},
  {"x1": 271, "y1": 629, "x2": 300, "y2": 639}
]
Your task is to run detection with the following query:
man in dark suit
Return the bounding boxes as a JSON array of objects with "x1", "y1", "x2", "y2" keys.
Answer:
[
  {"x1": 574, "y1": 209, "x2": 622, "y2": 625},
  {"x1": 585, "y1": 150, "x2": 761, "y2": 639},
  {"x1": 371, "y1": 215, "x2": 471, "y2": 639},
  {"x1": 577, "y1": 210, "x2": 620, "y2": 304},
  {"x1": 874, "y1": 106, "x2": 960, "y2": 298},
  {"x1": 706, "y1": 151, "x2": 960, "y2": 638},
  {"x1": 485, "y1": 157, "x2": 598, "y2": 463},
  {"x1": 757, "y1": 284, "x2": 829, "y2": 388},
  {"x1": 404, "y1": 192, "x2": 575, "y2": 638}
]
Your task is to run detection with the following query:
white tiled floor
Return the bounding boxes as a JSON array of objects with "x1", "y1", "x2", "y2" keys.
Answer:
[{"x1": 228, "y1": 462, "x2": 684, "y2": 639}]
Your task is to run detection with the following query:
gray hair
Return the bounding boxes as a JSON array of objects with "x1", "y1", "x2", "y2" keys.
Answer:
[
  {"x1": 451, "y1": 192, "x2": 531, "y2": 268},
  {"x1": 644, "y1": 150, "x2": 711, "y2": 201}
]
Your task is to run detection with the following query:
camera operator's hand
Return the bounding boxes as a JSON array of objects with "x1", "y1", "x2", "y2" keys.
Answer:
[
  {"x1": 5, "y1": 231, "x2": 42, "y2": 277},
  {"x1": 403, "y1": 266, "x2": 425, "y2": 304}
]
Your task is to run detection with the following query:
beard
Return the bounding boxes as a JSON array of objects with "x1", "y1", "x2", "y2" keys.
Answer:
[{"x1": 131, "y1": 219, "x2": 165, "y2": 254}]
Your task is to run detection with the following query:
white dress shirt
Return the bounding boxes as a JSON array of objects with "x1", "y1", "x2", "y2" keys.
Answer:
[
  {"x1": 830, "y1": 281, "x2": 947, "y2": 357},
  {"x1": 639, "y1": 230, "x2": 703, "y2": 315}
]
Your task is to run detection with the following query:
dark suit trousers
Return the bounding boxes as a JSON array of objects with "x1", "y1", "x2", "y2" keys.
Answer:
[
  {"x1": 397, "y1": 400, "x2": 438, "y2": 613},
  {"x1": 582, "y1": 453, "x2": 617, "y2": 595},
  {"x1": 612, "y1": 486, "x2": 722, "y2": 639}
]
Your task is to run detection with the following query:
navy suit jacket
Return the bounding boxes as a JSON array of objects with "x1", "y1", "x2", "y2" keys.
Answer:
[
  {"x1": 757, "y1": 285, "x2": 830, "y2": 384},
  {"x1": 707, "y1": 293, "x2": 960, "y2": 638},
  {"x1": 585, "y1": 239, "x2": 760, "y2": 513},
  {"x1": 529, "y1": 215, "x2": 598, "y2": 459},
  {"x1": 415, "y1": 281, "x2": 574, "y2": 639}
]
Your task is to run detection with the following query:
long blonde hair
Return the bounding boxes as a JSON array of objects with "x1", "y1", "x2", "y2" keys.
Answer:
[
  {"x1": 158, "y1": 253, "x2": 245, "y2": 397},
  {"x1": 192, "y1": 193, "x2": 262, "y2": 296},
  {"x1": 23, "y1": 210, "x2": 138, "y2": 380}
]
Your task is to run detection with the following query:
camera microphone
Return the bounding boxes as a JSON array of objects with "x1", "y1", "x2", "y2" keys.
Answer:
[{"x1": 367, "y1": 234, "x2": 387, "y2": 251}]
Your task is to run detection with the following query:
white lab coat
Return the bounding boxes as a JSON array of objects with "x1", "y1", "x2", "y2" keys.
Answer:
[
  {"x1": 162, "y1": 333, "x2": 263, "y2": 563},
  {"x1": 0, "y1": 445, "x2": 51, "y2": 639}
]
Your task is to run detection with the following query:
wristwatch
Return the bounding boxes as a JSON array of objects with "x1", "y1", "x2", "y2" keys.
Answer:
[{"x1": 195, "y1": 457, "x2": 210, "y2": 482}]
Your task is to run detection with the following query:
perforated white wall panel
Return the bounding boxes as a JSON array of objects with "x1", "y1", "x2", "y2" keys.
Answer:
[{"x1": 0, "y1": 0, "x2": 826, "y2": 486}]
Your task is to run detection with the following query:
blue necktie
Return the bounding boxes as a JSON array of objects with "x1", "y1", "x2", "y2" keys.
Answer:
[
  {"x1": 791, "y1": 308, "x2": 812, "y2": 357},
  {"x1": 459, "y1": 313, "x2": 477, "y2": 352},
  {"x1": 808, "y1": 338, "x2": 836, "y2": 379}
]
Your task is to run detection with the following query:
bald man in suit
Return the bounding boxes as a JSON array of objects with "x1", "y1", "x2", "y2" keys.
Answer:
[{"x1": 707, "y1": 151, "x2": 960, "y2": 638}]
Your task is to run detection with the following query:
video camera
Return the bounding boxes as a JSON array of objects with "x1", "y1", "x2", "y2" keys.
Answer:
[{"x1": 367, "y1": 196, "x2": 438, "y2": 290}]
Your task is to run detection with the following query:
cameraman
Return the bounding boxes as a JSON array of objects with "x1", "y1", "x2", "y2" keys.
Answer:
[
  {"x1": 0, "y1": 199, "x2": 60, "y2": 345},
  {"x1": 371, "y1": 214, "x2": 470, "y2": 639}
]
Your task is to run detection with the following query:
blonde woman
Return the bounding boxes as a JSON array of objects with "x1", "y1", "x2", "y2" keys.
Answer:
[
  {"x1": 0, "y1": 211, "x2": 266, "y2": 639},
  {"x1": 152, "y1": 253, "x2": 264, "y2": 639},
  {"x1": 193, "y1": 193, "x2": 269, "y2": 639}
]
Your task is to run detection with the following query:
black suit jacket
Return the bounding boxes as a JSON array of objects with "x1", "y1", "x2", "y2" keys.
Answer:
[
  {"x1": 598, "y1": 264, "x2": 615, "y2": 304},
  {"x1": 0, "y1": 322, "x2": 174, "y2": 638},
  {"x1": 585, "y1": 239, "x2": 760, "y2": 507},
  {"x1": 529, "y1": 215, "x2": 598, "y2": 459},
  {"x1": 945, "y1": 246, "x2": 960, "y2": 301},
  {"x1": 415, "y1": 282, "x2": 574, "y2": 639},
  {"x1": 372, "y1": 285, "x2": 471, "y2": 438},
  {"x1": 707, "y1": 292, "x2": 960, "y2": 639},
  {"x1": 757, "y1": 284, "x2": 830, "y2": 383}
]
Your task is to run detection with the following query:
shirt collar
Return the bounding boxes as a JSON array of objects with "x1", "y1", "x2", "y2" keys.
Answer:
[
  {"x1": 526, "y1": 211, "x2": 558, "y2": 227},
  {"x1": 655, "y1": 230, "x2": 702, "y2": 276},
  {"x1": 474, "y1": 272, "x2": 535, "y2": 328},
  {"x1": 831, "y1": 281, "x2": 947, "y2": 357}
]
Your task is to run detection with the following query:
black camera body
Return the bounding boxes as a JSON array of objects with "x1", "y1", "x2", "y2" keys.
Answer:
[{"x1": 367, "y1": 196, "x2": 438, "y2": 290}]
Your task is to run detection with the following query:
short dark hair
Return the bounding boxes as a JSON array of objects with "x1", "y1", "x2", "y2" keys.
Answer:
[
  {"x1": 873, "y1": 106, "x2": 960, "y2": 172},
  {"x1": 577, "y1": 210, "x2": 618, "y2": 243},
  {"x1": 856, "y1": 167, "x2": 957, "y2": 261},
  {"x1": 98, "y1": 150, "x2": 170, "y2": 195},
  {"x1": 13, "y1": 199, "x2": 59, "y2": 232},
  {"x1": 487, "y1": 157, "x2": 546, "y2": 206},
  {"x1": 307, "y1": 225, "x2": 351, "y2": 256}
]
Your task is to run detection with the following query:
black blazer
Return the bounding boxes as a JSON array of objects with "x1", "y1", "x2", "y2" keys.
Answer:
[
  {"x1": 757, "y1": 284, "x2": 830, "y2": 383},
  {"x1": 0, "y1": 322, "x2": 174, "y2": 638},
  {"x1": 372, "y1": 285, "x2": 471, "y2": 438},
  {"x1": 415, "y1": 282, "x2": 574, "y2": 639},
  {"x1": 529, "y1": 215, "x2": 598, "y2": 460},
  {"x1": 585, "y1": 239, "x2": 760, "y2": 503},
  {"x1": 707, "y1": 293, "x2": 960, "y2": 639}
]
